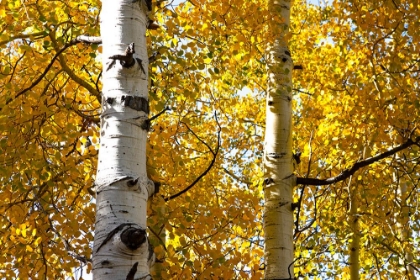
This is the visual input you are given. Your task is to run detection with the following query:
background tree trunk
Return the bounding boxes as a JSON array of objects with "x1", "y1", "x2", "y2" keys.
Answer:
[
  {"x1": 93, "y1": 1, "x2": 154, "y2": 279},
  {"x1": 263, "y1": 0, "x2": 295, "y2": 278},
  {"x1": 348, "y1": 146, "x2": 371, "y2": 280},
  {"x1": 348, "y1": 179, "x2": 361, "y2": 280},
  {"x1": 396, "y1": 174, "x2": 416, "y2": 279}
]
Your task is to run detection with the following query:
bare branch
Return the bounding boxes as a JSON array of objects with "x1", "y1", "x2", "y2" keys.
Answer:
[
  {"x1": 149, "y1": 106, "x2": 170, "y2": 123},
  {"x1": 147, "y1": 226, "x2": 167, "y2": 251},
  {"x1": 166, "y1": 111, "x2": 221, "y2": 201},
  {"x1": 73, "y1": 35, "x2": 102, "y2": 44},
  {"x1": 297, "y1": 137, "x2": 420, "y2": 186}
]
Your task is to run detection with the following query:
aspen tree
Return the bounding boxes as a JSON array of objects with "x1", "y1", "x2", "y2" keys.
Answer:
[
  {"x1": 263, "y1": 0, "x2": 295, "y2": 278},
  {"x1": 92, "y1": 1, "x2": 156, "y2": 279}
]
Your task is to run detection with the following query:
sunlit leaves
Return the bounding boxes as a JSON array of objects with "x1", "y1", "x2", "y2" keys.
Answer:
[
  {"x1": 290, "y1": 0, "x2": 420, "y2": 277},
  {"x1": 0, "y1": 0, "x2": 100, "y2": 278},
  {"x1": 2, "y1": 0, "x2": 420, "y2": 278}
]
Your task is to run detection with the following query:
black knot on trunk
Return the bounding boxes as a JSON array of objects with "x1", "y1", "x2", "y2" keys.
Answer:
[
  {"x1": 127, "y1": 178, "x2": 139, "y2": 187},
  {"x1": 121, "y1": 227, "x2": 147, "y2": 250},
  {"x1": 263, "y1": 178, "x2": 274, "y2": 186}
]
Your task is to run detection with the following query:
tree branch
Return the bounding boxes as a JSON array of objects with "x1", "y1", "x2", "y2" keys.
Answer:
[
  {"x1": 222, "y1": 168, "x2": 252, "y2": 185},
  {"x1": 147, "y1": 226, "x2": 167, "y2": 251},
  {"x1": 0, "y1": 31, "x2": 47, "y2": 47},
  {"x1": 296, "y1": 137, "x2": 419, "y2": 186},
  {"x1": 73, "y1": 35, "x2": 102, "y2": 44},
  {"x1": 166, "y1": 111, "x2": 221, "y2": 201},
  {"x1": 9, "y1": 35, "x2": 101, "y2": 105},
  {"x1": 149, "y1": 106, "x2": 170, "y2": 122},
  {"x1": 50, "y1": 35, "x2": 101, "y2": 100}
]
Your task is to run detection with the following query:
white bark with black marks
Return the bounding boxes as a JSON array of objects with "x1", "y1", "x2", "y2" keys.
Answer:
[
  {"x1": 93, "y1": 1, "x2": 154, "y2": 279},
  {"x1": 263, "y1": 0, "x2": 295, "y2": 279}
]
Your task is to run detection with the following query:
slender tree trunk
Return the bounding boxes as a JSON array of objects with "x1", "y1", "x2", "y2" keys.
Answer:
[
  {"x1": 263, "y1": 0, "x2": 295, "y2": 279},
  {"x1": 349, "y1": 147, "x2": 371, "y2": 280},
  {"x1": 348, "y1": 177, "x2": 360, "y2": 280},
  {"x1": 348, "y1": 146, "x2": 370, "y2": 280},
  {"x1": 397, "y1": 180, "x2": 416, "y2": 279},
  {"x1": 391, "y1": 154, "x2": 416, "y2": 279},
  {"x1": 93, "y1": 1, "x2": 155, "y2": 279}
]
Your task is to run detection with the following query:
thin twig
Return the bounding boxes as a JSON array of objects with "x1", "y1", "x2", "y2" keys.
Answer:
[{"x1": 166, "y1": 111, "x2": 221, "y2": 201}]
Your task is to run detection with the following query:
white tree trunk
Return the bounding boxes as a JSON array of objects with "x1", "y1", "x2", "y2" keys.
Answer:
[
  {"x1": 93, "y1": 1, "x2": 155, "y2": 279},
  {"x1": 263, "y1": 0, "x2": 295, "y2": 279},
  {"x1": 348, "y1": 178, "x2": 360, "y2": 280}
]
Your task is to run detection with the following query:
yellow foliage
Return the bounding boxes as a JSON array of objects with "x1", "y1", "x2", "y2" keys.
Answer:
[{"x1": 1, "y1": 0, "x2": 419, "y2": 278}]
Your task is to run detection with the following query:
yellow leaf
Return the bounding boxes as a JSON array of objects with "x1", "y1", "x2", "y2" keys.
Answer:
[
  {"x1": 34, "y1": 237, "x2": 42, "y2": 246},
  {"x1": 20, "y1": 224, "x2": 27, "y2": 238},
  {"x1": 26, "y1": 245, "x2": 33, "y2": 252}
]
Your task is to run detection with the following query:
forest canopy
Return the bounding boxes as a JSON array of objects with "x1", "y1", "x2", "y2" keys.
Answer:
[{"x1": 0, "y1": 0, "x2": 419, "y2": 279}]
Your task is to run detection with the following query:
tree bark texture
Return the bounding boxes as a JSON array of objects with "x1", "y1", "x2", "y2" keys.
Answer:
[
  {"x1": 93, "y1": 1, "x2": 155, "y2": 279},
  {"x1": 263, "y1": 0, "x2": 295, "y2": 279}
]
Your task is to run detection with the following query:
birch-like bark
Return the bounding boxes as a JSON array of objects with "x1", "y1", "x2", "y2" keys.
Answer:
[
  {"x1": 263, "y1": 0, "x2": 295, "y2": 279},
  {"x1": 93, "y1": 1, "x2": 155, "y2": 279}
]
